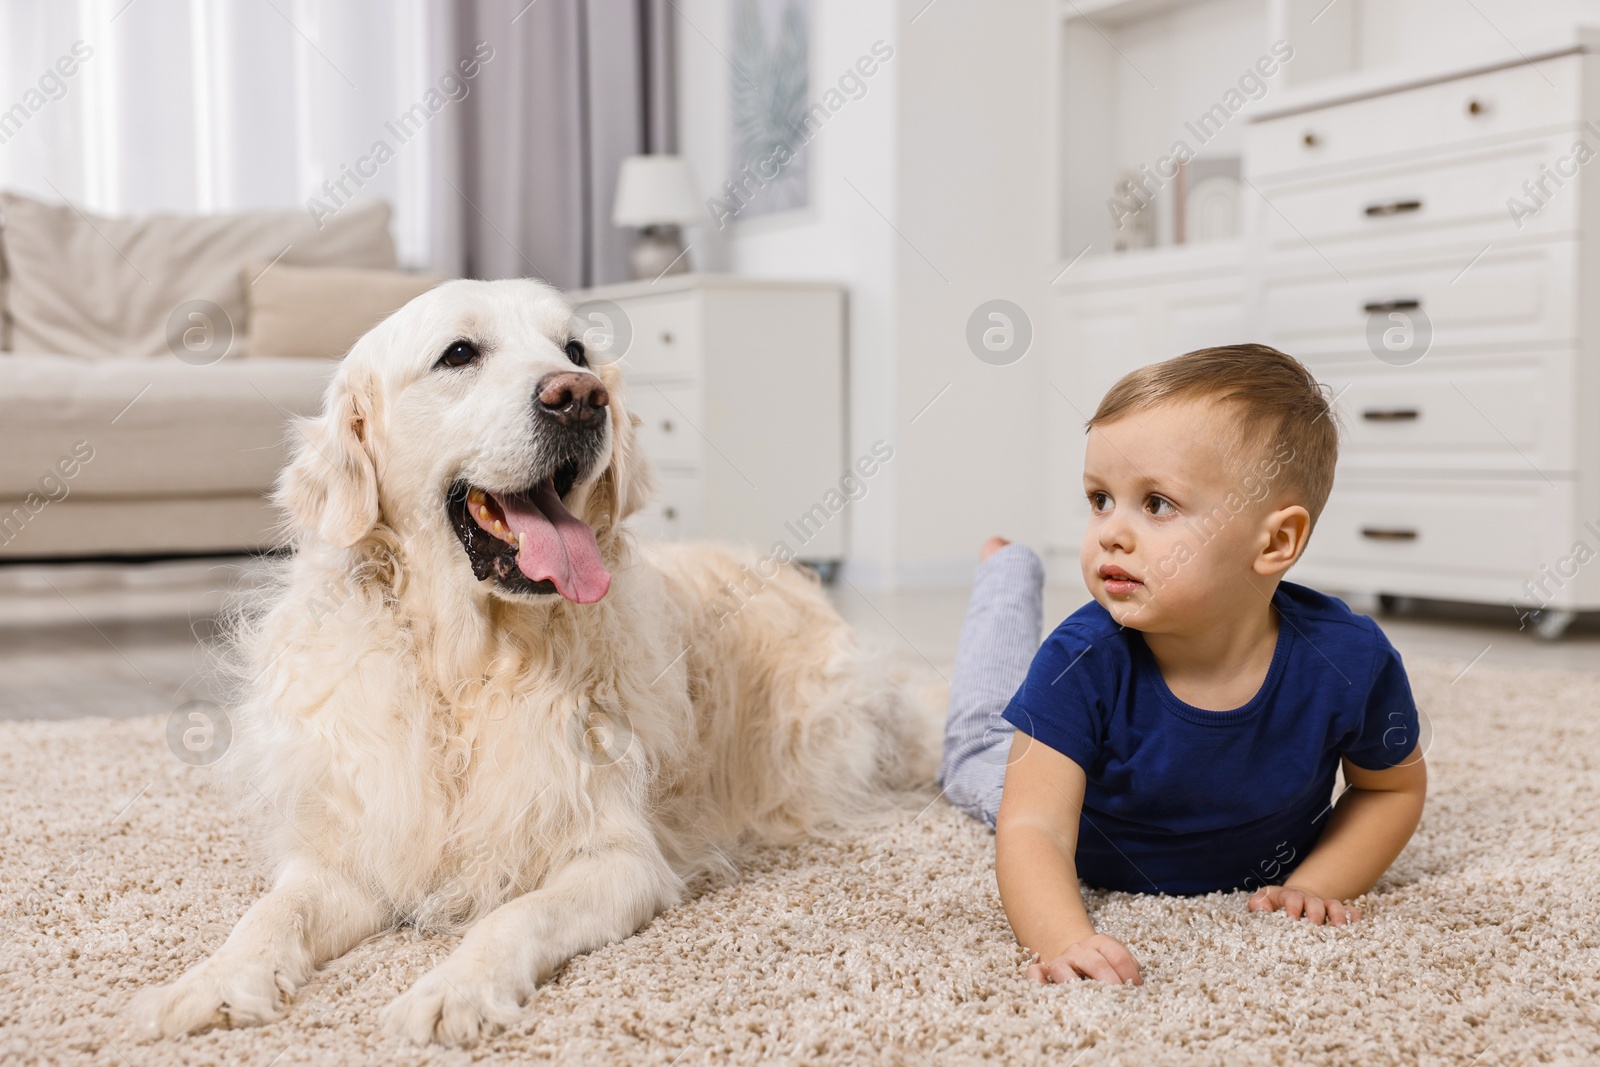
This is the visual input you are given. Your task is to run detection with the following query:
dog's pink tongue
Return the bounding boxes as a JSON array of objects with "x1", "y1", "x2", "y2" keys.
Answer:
[{"x1": 498, "y1": 484, "x2": 611, "y2": 603}]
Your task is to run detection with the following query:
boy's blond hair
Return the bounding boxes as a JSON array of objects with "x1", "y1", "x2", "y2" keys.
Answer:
[{"x1": 1087, "y1": 344, "x2": 1340, "y2": 524}]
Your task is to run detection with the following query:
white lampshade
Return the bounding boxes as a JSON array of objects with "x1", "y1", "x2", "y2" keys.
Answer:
[{"x1": 612, "y1": 155, "x2": 703, "y2": 228}]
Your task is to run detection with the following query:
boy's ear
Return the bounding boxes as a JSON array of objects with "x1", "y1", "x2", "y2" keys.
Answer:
[{"x1": 1256, "y1": 505, "x2": 1312, "y2": 576}]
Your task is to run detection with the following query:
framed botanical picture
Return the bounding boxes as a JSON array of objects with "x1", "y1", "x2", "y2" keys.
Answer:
[{"x1": 728, "y1": 0, "x2": 811, "y2": 220}]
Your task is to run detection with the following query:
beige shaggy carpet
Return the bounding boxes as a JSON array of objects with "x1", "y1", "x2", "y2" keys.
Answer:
[{"x1": 2, "y1": 657, "x2": 1598, "y2": 1066}]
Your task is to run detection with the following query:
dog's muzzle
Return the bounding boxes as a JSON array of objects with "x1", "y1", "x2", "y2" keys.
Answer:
[{"x1": 446, "y1": 379, "x2": 613, "y2": 603}]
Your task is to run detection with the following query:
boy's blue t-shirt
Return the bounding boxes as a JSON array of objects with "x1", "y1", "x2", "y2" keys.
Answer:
[{"x1": 999, "y1": 581, "x2": 1421, "y2": 896}]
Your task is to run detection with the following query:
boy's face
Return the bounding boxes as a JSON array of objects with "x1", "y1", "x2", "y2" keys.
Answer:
[{"x1": 1079, "y1": 397, "x2": 1289, "y2": 634}]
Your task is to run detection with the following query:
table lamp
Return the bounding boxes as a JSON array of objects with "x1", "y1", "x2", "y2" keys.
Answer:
[{"x1": 612, "y1": 155, "x2": 702, "y2": 280}]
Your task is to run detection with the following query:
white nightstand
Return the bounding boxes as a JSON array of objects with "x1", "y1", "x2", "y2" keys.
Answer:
[{"x1": 563, "y1": 274, "x2": 847, "y2": 571}]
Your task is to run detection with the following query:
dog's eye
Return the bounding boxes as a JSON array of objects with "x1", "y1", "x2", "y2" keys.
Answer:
[
  {"x1": 435, "y1": 340, "x2": 481, "y2": 370},
  {"x1": 564, "y1": 339, "x2": 588, "y2": 367}
]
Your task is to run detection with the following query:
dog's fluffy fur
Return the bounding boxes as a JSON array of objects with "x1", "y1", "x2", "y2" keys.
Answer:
[{"x1": 131, "y1": 279, "x2": 936, "y2": 1046}]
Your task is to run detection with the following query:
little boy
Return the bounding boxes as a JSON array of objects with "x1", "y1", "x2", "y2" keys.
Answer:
[{"x1": 940, "y1": 344, "x2": 1427, "y2": 986}]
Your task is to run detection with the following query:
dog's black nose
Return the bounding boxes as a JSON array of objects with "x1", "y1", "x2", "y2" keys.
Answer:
[{"x1": 535, "y1": 371, "x2": 609, "y2": 429}]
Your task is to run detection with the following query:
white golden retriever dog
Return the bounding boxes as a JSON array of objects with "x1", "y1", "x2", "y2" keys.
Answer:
[{"x1": 131, "y1": 278, "x2": 934, "y2": 1046}]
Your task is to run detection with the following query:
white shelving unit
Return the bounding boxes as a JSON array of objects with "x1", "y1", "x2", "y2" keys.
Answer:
[
  {"x1": 1046, "y1": 0, "x2": 1283, "y2": 562},
  {"x1": 1046, "y1": 0, "x2": 1516, "y2": 270},
  {"x1": 1046, "y1": 1, "x2": 1600, "y2": 631},
  {"x1": 1053, "y1": 0, "x2": 1273, "y2": 261}
]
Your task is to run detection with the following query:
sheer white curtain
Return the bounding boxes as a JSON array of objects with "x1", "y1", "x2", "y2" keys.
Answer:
[
  {"x1": 0, "y1": 0, "x2": 676, "y2": 284},
  {"x1": 0, "y1": 0, "x2": 460, "y2": 271}
]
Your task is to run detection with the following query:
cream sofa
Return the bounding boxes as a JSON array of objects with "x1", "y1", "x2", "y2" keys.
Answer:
[{"x1": 0, "y1": 192, "x2": 431, "y2": 559}]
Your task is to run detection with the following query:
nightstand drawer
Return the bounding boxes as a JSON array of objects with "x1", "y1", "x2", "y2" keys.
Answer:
[
  {"x1": 616, "y1": 293, "x2": 700, "y2": 380},
  {"x1": 1303, "y1": 476, "x2": 1572, "y2": 583},
  {"x1": 1249, "y1": 53, "x2": 1581, "y2": 180},
  {"x1": 1258, "y1": 137, "x2": 1577, "y2": 257},
  {"x1": 1315, "y1": 351, "x2": 1574, "y2": 473},
  {"x1": 629, "y1": 471, "x2": 705, "y2": 541},
  {"x1": 1262, "y1": 241, "x2": 1574, "y2": 359},
  {"x1": 628, "y1": 381, "x2": 704, "y2": 469}
]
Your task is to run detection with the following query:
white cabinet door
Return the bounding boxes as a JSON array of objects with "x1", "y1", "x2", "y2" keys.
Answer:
[{"x1": 1047, "y1": 272, "x2": 1248, "y2": 557}]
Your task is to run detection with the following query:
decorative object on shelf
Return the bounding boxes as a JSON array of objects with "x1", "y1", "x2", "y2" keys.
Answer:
[
  {"x1": 1173, "y1": 160, "x2": 1188, "y2": 245},
  {"x1": 1185, "y1": 155, "x2": 1243, "y2": 244},
  {"x1": 612, "y1": 155, "x2": 703, "y2": 281},
  {"x1": 1111, "y1": 171, "x2": 1157, "y2": 252},
  {"x1": 728, "y1": 0, "x2": 811, "y2": 220}
]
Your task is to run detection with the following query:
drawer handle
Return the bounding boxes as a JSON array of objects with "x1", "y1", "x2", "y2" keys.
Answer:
[
  {"x1": 663, "y1": 506, "x2": 678, "y2": 520},
  {"x1": 1301, "y1": 131, "x2": 1320, "y2": 147},
  {"x1": 1364, "y1": 199, "x2": 1422, "y2": 218},
  {"x1": 1467, "y1": 98, "x2": 1487, "y2": 116},
  {"x1": 660, "y1": 418, "x2": 675, "y2": 433},
  {"x1": 1361, "y1": 527, "x2": 1418, "y2": 542},
  {"x1": 660, "y1": 330, "x2": 675, "y2": 345},
  {"x1": 1361, "y1": 408, "x2": 1420, "y2": 422},
  {"x1": 1363, "y1": 298, "x2": 1421, "y2": 314}
]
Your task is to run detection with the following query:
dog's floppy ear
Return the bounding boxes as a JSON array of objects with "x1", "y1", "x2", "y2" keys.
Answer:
[
  {"x1": 596, "y1": 370, "x2": 654, "y2": 531},
  {"x1": 276, "y1": 377, "x2": 380, "y2": 547},
  {"x1": 611, "y1": 409, "x2": 654, "y2": 523}
]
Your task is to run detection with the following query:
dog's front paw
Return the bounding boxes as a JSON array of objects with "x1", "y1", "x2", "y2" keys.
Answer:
[
  {"x1": 129, "y1": 956, "x2": 292, "y2": 1039},
  {"x1": 380, "y1": 964, "x2": 524, "y2": 1047}
]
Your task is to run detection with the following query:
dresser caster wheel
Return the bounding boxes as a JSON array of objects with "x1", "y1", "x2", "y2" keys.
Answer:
[
  {"x1": 1377, "y1": 594, "x2": 1410, "y2": 615},
  {"x1": 1530, "y1": 609, "x2": 1576, "y2": 642},
  {"x1": 802, "y1": 560, "x2": 839, "y2": 584}
]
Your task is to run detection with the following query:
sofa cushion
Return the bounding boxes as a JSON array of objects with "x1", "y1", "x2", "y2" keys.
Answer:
[
  {"x1": 245, "y1": 262, "x2": 446, "y2": 359},
  {"x1": 0, "y1": 191, "x2": 397, "y2": 359},
  {"x1": 0, "y1": 494, "x2": 283, "y2": 559},
  {"x1": 0, "y1": 352, "x2": 335, "y2": 499}
]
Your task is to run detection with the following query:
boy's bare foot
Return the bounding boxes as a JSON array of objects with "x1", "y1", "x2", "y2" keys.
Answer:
[{"x1": 980, "y1": 536, "x2": 1012, "y2": 561}]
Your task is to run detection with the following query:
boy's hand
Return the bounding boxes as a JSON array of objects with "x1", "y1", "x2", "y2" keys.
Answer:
[
  {"x1": 1248, "y1": 884, "x2": 1361, "y2": 926},
  {"x1": 1027, "y1": 934, "x2": 1143, "y2": 986}
]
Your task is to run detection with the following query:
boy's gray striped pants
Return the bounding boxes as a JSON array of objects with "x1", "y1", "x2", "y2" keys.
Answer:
[{"x1": 937, "y1": 543, "x2": 1045, "y2": 830}]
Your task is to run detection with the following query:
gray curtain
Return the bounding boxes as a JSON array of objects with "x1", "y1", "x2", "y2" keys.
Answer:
[{"x1": 441, "y1": 0, "x2": 676, "y2": 288}]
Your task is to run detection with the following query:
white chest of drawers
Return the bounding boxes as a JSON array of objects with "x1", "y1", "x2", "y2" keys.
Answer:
[
  {"x1": 1245, "y1": 39, "x2": 1600, "y2": 635},
  {"x1": 562, "y1": 274, "x2": 847, "y2": 567}
]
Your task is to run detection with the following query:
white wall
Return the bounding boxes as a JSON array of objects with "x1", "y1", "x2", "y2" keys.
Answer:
[
  {"x1": 889, "y1": 0, "x2": 1055, "y2": 586},
  {"x1": 673, "y1": 0, "x2": 1054, "y2": 587},
  {"x1": 674, "y1": 0, "x2": 902, "y2": 583}
]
